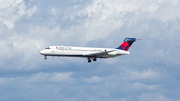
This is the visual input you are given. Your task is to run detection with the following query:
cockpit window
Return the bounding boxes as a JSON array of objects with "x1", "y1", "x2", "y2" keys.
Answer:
[{"x1": 45, "y1": 47, "x2": 51, "y2": 49}]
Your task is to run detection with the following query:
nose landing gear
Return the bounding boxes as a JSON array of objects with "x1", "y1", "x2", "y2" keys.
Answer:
[{"x1": 44, "y1": 56, "x2": 47, "y2": 60}]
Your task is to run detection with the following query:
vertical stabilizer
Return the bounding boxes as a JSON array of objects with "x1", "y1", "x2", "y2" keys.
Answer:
[{"x1": 116, "y1": 38, "x2": 136, "y2": 51}]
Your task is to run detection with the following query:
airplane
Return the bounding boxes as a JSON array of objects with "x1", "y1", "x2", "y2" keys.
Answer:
[{"x1": 40, "y1": 38, "x2": 137, "y2": 63}]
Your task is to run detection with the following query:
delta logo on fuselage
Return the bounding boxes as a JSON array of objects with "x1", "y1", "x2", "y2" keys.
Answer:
[{"x1": 56, "y1": 47, "x2": 72, "y2": 50}]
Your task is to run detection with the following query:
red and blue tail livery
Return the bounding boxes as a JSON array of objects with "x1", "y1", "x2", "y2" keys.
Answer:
[{"x1": 116, "y1": 38, "x2": 136, "y2": 51}]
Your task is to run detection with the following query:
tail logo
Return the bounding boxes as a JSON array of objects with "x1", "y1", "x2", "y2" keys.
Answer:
[{"x1": 116, "y1": 38, "x2": 136, "y2": 51}]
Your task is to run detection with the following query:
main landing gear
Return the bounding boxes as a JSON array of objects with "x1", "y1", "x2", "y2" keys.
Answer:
[{"x1": 88, "y1": 57, "x2": 97, "y2": 63}]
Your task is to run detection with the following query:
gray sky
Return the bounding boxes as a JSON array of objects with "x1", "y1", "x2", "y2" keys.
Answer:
[{"x1": 0, "y1": 0, "x2": 180, "y2": 101}]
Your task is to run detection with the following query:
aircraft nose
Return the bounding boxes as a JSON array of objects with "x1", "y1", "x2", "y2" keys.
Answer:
[{"x1": 40, "y1": 50, "x2": 45, "y2": 55}]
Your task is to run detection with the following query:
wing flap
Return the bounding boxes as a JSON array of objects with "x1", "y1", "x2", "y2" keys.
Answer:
[{"x1": 83, "y1": 50, "x2": 116, "y2": 58}]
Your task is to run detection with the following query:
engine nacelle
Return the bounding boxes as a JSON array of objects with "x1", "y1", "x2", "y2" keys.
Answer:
[
  {"x1": 108, "y1": 51, "x2": 117, "y2": 55},
  {"x1": 116, "y1": 50, "x2": 130, "y2": 55}
]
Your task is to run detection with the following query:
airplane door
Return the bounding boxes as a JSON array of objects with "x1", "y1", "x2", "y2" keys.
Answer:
[{"x1": 51, "y1": 47, "x2": 55, "y2": 54}]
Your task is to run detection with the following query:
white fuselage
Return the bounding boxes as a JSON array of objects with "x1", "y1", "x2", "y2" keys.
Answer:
[{"x1": 40, "y1": 46, "x2": 130, "y2": 58}]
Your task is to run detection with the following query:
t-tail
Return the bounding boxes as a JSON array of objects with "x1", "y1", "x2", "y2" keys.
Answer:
[{"x1": 116, "y1": 38, "x2": 136, "y2": 51}]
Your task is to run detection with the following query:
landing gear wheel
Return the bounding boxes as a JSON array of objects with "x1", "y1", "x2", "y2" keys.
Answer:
[
  {"x1": 93, "y1": 58, "x2": 97, "y2": 61},
  {"x1": 88, "y1": 59, "x2": 91, "y2": 63},
  {"x1": 87, "y1": 58, "x2": 91, "y2": 63}
]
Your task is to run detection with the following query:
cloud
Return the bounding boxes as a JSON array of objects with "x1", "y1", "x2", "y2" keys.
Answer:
[
  {"x1": 0, "y1": 72, "x2": 74, "y2": 85},
  {"x1": 28, "y1": 72, "x2": 75, "y2": 83},
  {"x1": 0, "y1": 0, "x2": 180, "y2": 101},
  {"x1": 84, "y1": 76, "x2": 104, "y2": 83},
  {"x1": 73, "y1": 0, "x2": 180, "y2": 39},
  {"x1": 126, "y1": 69, "x2": 160, "y2": 80},
  {"x1": 140, "y1": 93, "x2": 180, "y2": 101},
  {"x1": 128, "y1": 82, "x2": 158, "y2": 91},
  {"x1": 0, "y1": 0, "x2": 37, "y2": 28}
]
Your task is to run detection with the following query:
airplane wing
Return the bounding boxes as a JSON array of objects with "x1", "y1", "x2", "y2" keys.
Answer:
[{"x1": 83, "y1": 50, "x2": 116, "y2": 58}]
